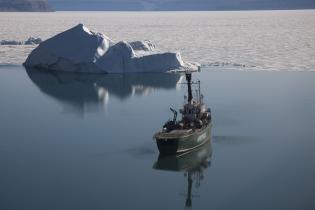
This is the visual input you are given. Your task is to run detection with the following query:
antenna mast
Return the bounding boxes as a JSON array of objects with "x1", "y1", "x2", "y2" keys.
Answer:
[{"x1": 185, "y1": 73, "x2": 193, "y2": 103}]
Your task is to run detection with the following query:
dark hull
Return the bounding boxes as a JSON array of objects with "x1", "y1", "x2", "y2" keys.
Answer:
[
  {"x1": 153, "y1": 140, "x2": 212, "y2": 172},
  {"x1": 155, "y1": 122, "x2": 212, "y2": 155}
]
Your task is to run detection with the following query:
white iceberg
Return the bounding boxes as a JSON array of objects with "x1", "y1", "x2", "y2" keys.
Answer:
[
  {"x1": 24, "y1": 24, "x2": 199, "y2": 73},
  {"x1": 0, "y1": 37, "x2": 42, "y2": 45},
  {"x1": 0, "y1": 40, "x2": 23, "y2": 45},
  {"x1": 24, "y1": 37, "x2": 43, "y2": 45}
]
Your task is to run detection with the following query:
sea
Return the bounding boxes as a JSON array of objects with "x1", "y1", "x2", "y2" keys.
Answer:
[{"x1": 0, "y1": 10, "x2": 315, "y2": 210}]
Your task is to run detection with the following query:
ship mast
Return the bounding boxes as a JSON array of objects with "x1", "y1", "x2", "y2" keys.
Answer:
[
  {"x1": 198, "y1": 80, "x2": 201, "y2": 104},
  {"x1": 185, "y1": 73, "x2": 193, "y2": 104},
  {"x1": 185, "y1": 172, "x2": 193, "y2": 210}
]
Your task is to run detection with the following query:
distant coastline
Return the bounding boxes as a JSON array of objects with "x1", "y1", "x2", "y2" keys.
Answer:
[
  {"x1": 50, "y1": 1, "x2": 315, "y2": 11},
  {"x1": 1, "y1": 0, "x2": 314, "y2": 12},
  {"x1": 51, "y1": 8, "x2": 315, "y2": 12},
  {"x1": 0, "y1": 0, "x2": 53, "y2": 12}
]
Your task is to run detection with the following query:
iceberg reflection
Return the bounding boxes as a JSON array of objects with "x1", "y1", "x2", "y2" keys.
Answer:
[
  {"x1": 153, "y1": 139, "x2": 212, "y2": 210},
  {"x1": 25, "y1": 67, "x2": 183, "y2": 114}
]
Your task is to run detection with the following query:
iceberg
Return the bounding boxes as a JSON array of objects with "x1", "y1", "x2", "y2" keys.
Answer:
[
  {"x1": 95, "y1": 41, "x2": 185, "y2": 73},
  {"x1": 24, "y1": 37, "x2": 43, "y2": 45},
  {"x1": 0, "y1": 40, "x2": 23, "y2": 45},
  {"x1": 24, "y1": 24, "x2": 113, "y2": 73},
  {"x1": 24, "y1": 24, "x2": 199, "y2": 73},
  {"x1": 0, "y1": 37, "x2": 42, "y2": 45}
]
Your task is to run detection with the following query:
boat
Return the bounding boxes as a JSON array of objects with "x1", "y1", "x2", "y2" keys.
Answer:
[
  {"x1": 154, "y1": 72, "x2": 212, "y2": 155},
  {"x1": 153, "y1": 140, "x2": 212, "y2": 171}
]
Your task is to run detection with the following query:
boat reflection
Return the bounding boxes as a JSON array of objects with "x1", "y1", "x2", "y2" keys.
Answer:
[
  {"x1": 153, "y1": 139, "x2": 212, "y2": 210},
  {"x1": 25, "y1": 67, "x2": 182, "y2": 114}
]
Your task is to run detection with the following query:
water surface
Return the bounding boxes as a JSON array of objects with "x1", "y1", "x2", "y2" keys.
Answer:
[{"x1": 0, "y1": 66, "x2": 314, "y2": 210}]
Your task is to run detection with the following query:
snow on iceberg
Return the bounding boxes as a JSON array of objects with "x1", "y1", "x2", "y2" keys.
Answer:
[
  {"x1": 24, "y1": 24, "x2": 199, "y2": 73},
  {"x1": 95, "y1": 41, "x2": 185, "y2": 73},
  {"x1": 24, "y1": 24, "x2": 113, "y2": 73},
  {"x1": 129, "y1": 40, "x2": 155, "y2": 52}
]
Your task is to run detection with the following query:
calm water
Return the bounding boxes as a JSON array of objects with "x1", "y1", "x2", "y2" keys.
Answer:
[
  {"x1": 0, "y1": 10, "x2": 315, "y2": 210},
  {"x1": 0, "y1": 65, "x2": 315, "y2": 210},
  {"x1": 0, "y1": 10, "x2": 315, "y2": 70}
]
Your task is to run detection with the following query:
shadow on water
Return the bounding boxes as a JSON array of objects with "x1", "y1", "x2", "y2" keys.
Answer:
[
  {"x1": 25, "y1": 67, "x2": 182, "y2": 113},
  {"x1": 153, "y1": 140, "x2": 212, "y2": 210},
  {"x1": 212, "y1": 135, "x2": 255, "y2": 145},
  {"x1": 124, "y1": 144, "x2": 157, "y2": 158}
]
